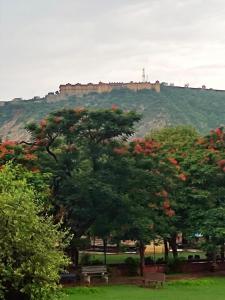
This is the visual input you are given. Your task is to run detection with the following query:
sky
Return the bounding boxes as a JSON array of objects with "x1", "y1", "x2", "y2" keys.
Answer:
[{"x1": 0, "y1": 0, "x2": 225, "y2": 101}]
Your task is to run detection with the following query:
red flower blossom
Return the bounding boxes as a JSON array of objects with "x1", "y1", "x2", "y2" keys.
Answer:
[
  {"x1": 163, "y1": 200, "x2": 170, "y2": 209},
  {"x1": 161, "y1": 190, "x2": 168, "y2": 198},
  {"x1": 168, "y1": 157, "x2": 178, "y2": 165},
  {"x1": 114, "y1": 147, "x2": 128, "y2": 155},
  {"x1": 166, "y1": 209, "x2": 175, "y2": 217},
  {"x1": 215, "y1": 128, "x2": 222, "y2": 136},
  {"x1": 24, "y1": 154, "x2": 38, "y2": 160},
  {"x1": 40, "y1": 119, "x2": 47, "y2": 127},
  {"x1": 111, "y1": 104, "x2": 118, "y2": 111},
  {"x1": 54, "y1": 116, "x2": 63, "y2": 124},
  {"x1": 178, "y1": 173, "x2": 187, "y2": 181},
  {"x1": 134, "y1": 144, "x2": 143, "y2": 154},
  {"x1": 218, "y1": 159, "x2": 225, "y2": 168}
]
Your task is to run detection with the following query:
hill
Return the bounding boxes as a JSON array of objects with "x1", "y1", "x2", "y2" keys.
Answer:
[{"x1": 0, "y1": 85, "x2": 225, "y2": 140}]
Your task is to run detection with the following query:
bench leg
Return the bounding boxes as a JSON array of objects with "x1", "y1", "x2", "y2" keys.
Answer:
[
  {"x1": 103, "y1": 275, "x2": 108, "y2": 284},
  {"x1": 84, "y1": 275, "x2": 91, "y2": 286}
]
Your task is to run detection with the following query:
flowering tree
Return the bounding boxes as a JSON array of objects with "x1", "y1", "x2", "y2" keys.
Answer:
[{"x1": 25, "y1": 107, "x2": 141, "y2": 265}]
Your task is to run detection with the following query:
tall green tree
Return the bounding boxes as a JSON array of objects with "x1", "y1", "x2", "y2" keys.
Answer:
[
  {"x1": 26, "y1": 107, "x2": 141, "y2": 265},
  {"x1": 0, "y1": 163, "x2": 70, "y2": 300}
]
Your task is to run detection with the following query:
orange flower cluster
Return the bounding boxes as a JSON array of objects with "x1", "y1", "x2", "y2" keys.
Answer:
[
  {"x1": 178, "y1": 173, "x2": 187, "y2": 181},
  {"x1": 217, "y1": 159, "x2": 225, "y2": 172},
  {"x1": 73, "y1": 107, "x2": 86, "y2": 114},
  {"x1": 53, "y1": 116, "x2": 63, "y2": 124},
  {"x1": 114, "y1": 147, "x2": 128, "y2": 155},
  {"x1": 168, "y1": 157, "x2": 178, "y2": 165},
  {"x1": 0, "y1": 140, "x2": 17, "y2": 159},
  {"x1": 24, "y1": 153, "x2": 38, "y2": 161},
  {"x1": 157, "y1": 189, "x2": 175, "y2": 218},
  {"x1": 111, "y1": 104, "x2": 119, "y2": 111},
  {"x1": 132, "y1": 138, "x2": 160, "y2": 155},
  {"x1": 40, "y1": 119, "x2": 47, "y2": 128}
]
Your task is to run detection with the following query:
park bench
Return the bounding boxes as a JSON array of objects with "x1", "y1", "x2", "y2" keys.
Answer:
[
  {"x1": 142, "y1": 272, "x2": 165, "y2": 288},
  {"x1": 81, "y1": 265, "x2": 108, "y2": 285}
]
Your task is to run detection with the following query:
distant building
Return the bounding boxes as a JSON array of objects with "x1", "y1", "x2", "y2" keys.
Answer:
[{"x1": 59, "y1": 81, "x2": 160, "y2": 96}]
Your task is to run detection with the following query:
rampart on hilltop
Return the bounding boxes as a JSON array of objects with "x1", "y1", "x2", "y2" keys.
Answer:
[{"x1": 59, "y1": 81, "x2": 161, "y2": 96}]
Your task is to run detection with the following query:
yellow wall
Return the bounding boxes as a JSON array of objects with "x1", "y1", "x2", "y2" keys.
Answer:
[{"x1": 145, "y1": 242, "x2": 164, "y2": 254}]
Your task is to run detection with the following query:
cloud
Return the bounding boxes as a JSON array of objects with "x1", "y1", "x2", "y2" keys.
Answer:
[{"x1": 0, "y1": 0, "x2": 225, "y2": 100}]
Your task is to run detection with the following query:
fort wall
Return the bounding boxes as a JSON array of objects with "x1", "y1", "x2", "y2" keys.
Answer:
[{"x1": 59, "y1": 81, "x2": 160, "y2": 96}]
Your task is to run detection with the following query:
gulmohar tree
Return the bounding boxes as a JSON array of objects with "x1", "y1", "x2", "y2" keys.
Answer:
[
  {"x1": 1, "y1": 105, "x2": 225, "y2": 283},
  {"x1": 25, "y1": 107, "x2": 141, "y2": 265}
]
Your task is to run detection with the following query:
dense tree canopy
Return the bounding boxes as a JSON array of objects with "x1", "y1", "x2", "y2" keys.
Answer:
[{"x1": 0, "y1": 164, "x2": 70, "y2": 300}]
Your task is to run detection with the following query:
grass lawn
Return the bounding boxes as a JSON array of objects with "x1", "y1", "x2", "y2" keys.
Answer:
[
  {"x1": 63, "y1": 278, "x2": 225, "y2": 300},
  {"x1": 84, "y1": 251, "x2": 205, "y2": 264}
]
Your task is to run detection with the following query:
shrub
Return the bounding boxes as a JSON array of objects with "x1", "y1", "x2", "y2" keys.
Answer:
[
  {"x1": 124, "y1": 257, "x2": 139, "y2": 276},
  {"x1": 166, "y1": 257, "x2": 186, "y2": 274},
  {"x1": 145, "y1": 256, "x2": 154, "y2": 265},
  {"x1": 91, "y1": 259, "x2": 103, "y2": 265},
  {"x1": 80, "y1": 253, "x2": 91, "y2": 266}
]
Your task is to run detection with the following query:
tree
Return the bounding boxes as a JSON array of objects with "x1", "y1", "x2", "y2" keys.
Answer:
[
  {"x1": 25, "y1": 107, "x2": 141, "y2": 265},
  {"x1": 198, "y1": 207, "x2": 225, "y2": 267},
  {"x1": 0, "y1": 163, "x2": 70, "y2": 300},
  {"x1": 111, "y1": 137, "x2": 178, "y2": 273},
  {"x1": 148, "y1": 126, "x2": 201, "y2": 258}
]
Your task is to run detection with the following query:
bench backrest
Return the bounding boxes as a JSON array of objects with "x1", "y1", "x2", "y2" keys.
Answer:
[
  {"x1": 81, "y1": 265, "x2": 107, "y2": 274},
  {"x1": 144, "y1": 272, "x2": 165, "y2": 281}
]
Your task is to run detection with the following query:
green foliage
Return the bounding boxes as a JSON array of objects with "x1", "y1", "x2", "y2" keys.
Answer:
[
  {"x1": 80, "y1": 253, "x2": 92, "y2": 266},
  {"x1": 24, "y1": 107, "x2": 141, "y2": 265},
  {"x1": 166, "y1": 257, "x2": 186, "y2": 274},
  {"x1": 0, "y1": 164, "x2": 70, "y2": 300},
  {"x1": 124, "y1": 257, "x2": 139, "y2": 276},
  {"x1": 1, "y1": 86, "x2": 225, "y2": 140}
]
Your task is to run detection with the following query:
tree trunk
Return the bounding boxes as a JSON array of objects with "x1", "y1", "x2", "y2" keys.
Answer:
[
  {"x1": 220, "y1": 242, "x2": 225, "y2": 262},
  {"x1": 103, "y1": 238, "x2": 107, "y2": 265},
  {"x1": 71, "y1": 246, "x2": 79, "y2": 267},
  {"x1": 139, "y1": 240, "x2": 145, "y2": 276},
  {"x1": 163, "y1": 238, "x2": 169, "y2": 262},
  {"x1": 169, "y1": 234, "x2": 178, "y2": 259}
]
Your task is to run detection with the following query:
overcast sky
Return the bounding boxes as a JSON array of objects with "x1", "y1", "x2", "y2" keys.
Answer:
[{"x1": 1, "y1": 0, "x2": 225, "y2": 100}]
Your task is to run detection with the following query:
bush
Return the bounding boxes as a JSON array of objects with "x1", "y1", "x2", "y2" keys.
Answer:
[
  {"x1": 124, "y1": 257, "x2": 139, "y2": 276},
  {"x1": 0, "y1": 164, "x2": 70, "y2": 300},
  {"x1": 145, "y1": 256, "x2": 154, "y2": 265},
  {"x1": 166, "y1": 257, "x2": 186, "y2": 274},
  {"x1": 91, "y1": 259, "x2": 103, "y2": 265},
  {"x1": 156, "y1": 257, "x2": 165, "y2": 264},
  {"x1": 80, "y1": 253, "x2": 91, "y2": 266}
]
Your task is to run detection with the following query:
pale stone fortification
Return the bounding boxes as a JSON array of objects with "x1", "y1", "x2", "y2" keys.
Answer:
[{"x1": 59, "y1": 81, "x2": 160, "y2": 96}]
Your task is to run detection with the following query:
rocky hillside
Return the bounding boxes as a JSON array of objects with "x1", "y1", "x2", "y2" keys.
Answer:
[{"x1": 0, "y1": 85, "x2": 225, "y2": 140}]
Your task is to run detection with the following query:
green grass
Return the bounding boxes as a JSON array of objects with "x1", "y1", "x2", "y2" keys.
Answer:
[
  {"x1": 63, "y1": 278, "x2": 225, "y2": 300},
  {"x1": 83, "y1": 251, "x2": 205, "y2": 264}
]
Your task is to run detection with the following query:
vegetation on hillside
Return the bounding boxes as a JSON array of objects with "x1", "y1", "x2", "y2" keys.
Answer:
[{"x1": 1, "y1": 85, "x2": 225, "y2": 140}]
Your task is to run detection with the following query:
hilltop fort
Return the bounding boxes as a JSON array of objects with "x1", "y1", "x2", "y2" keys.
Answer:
[{"x1": 58, "y1": 81, "x2": 161, "y2": 96}]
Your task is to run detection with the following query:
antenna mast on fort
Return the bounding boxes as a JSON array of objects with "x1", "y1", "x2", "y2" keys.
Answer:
[{"x1": 142, "y1": 68, "x2": 146, "y2": 82}]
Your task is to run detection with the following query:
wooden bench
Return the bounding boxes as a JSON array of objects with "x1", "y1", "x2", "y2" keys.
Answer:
[
  {"x1": 142, "y1": 272, "x2": 165, "y2": 288},
  {"x1": 81, "y1": 265, "x2": 108, "y2": 285}
]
